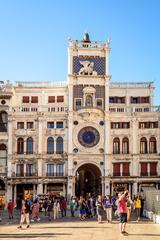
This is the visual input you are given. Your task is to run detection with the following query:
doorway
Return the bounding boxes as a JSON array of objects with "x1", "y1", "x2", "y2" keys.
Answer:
[{"x1": 75, "y1": 163, "x2": 101, "y2": 197}]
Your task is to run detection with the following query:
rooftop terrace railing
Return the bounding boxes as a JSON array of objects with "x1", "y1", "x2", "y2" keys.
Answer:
[
  {"x1": 68, "y1": 40, "x2": 110, "y2": 49},
  {"x1": 15, "y1": 81, "x2": 67, "y2": 87},
  {"x1": 110, "y1": 81, "x2": 154, "y2": 88}
]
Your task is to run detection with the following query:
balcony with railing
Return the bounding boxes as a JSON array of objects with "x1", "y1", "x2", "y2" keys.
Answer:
[
  {"x1": 12, "y1": 172, "x2": 38, "y2": 178},
  {"x1": 12, "y1": 105, "x2": 68, "y2": 113},
  {"x1": 46, "y1": 172, "x2": 64, "y2": 177},
  {"x1": 109, "y1": 105, "x2": 160, "y2": 113}
]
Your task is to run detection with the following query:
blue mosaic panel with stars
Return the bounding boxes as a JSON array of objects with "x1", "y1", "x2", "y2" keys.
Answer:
[{"x1": 73, "y1": 56, "x2": 105, "y2": 75}]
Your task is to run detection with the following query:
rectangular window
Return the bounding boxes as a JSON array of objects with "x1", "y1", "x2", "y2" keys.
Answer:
[
  {"x1": 17, "y1": 122, "x2": 24, "y2": 129},
  {"x1": 56, "y1": 121, "x2": 63, "y2": 128},
  {"x1": 111, "y1": 122, "x2": 130, "y2": 129},
  {"x1": 131, "y1": 97, "x2": 138, "y2": 104},
  {"x1": 31, "y1": 96, "x2": 38, "y2": 103},
  {"x1": 16, "y1": 164, "x2": 24, "y2": 177},
  {"x1": 47, "y1": 122, "x2": 54, "y2": 128},
  {"x1": 109, "y1": 97, "x2": 114, "y2": 103},
  {"x1": 48, "y1": 96, "x2": 55, "y2": 103},
  {"x1": 75, "y1": 99, "x2": 82, "y2": 110},
  {"x1": 140, "y1": 163, "x2": 148, "y2": 176},
  {"x1": 150, "y1": 162, "x2": 157, "y2": 176},
  {"x1": 96, "y1": 99, "x2": 103, "y2": 108},
  {"x1": 142, "y1": 96, "x2": 150, "y2": 103},
  {"x1": 22, "y1": 96, "x2": 29, "y2": 103},
  {"x1": 122, "y1": 122, "x2": 130, "y2": 128},
  {"x1": 57, "y1": 96, "x2": 64, "y2": 102},
  {"x1": 56, "y1": 164, "x2": 64, "y2": 176},
  {"x1": 139, "y1": 121, "x2": 158, "y2": 129},
  {"x1": 27, "y1": 122, "x2": 34, "y2": 129},
  {"x1": 113, "y1": 163, "x2": 120, "y2": 176},
  {"x1": 26, "y1": 164, "x2": 33, "y2": 176},
  {"x1": 47, "y1": 164, "x2": 54, "y2": 176},
  {"x1": 111, "y1": 122, "x2": 120, "y2": 129},
  {"x1": 117, "y1": 97, "x2": 125, "y2": 104},
  {"x1": 122, "y1": 163, "x2": 130, "y2": 176}
]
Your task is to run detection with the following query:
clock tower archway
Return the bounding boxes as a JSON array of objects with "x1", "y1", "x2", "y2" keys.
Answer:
[{"x1": 75, "y1": 163, "x2": 102, "y2": 197}]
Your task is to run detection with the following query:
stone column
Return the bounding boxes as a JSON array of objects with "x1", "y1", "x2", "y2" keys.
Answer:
[
  {"x1": 13, "y1": 184, "x2": 17, "y2": 205},
  {"x1": 38, "y1": 118, "x2": 43, "y2": 154},
  {"x1": 38, "y1": 159, "x2": 42, "y2": 177},
  {"x1": 7, "y1": 117, "x2": 13, "y2": 178},
  {"x1": 132, "y1": 118, "x2": 138, "y2": 154},
  {"x1": 6, "y1": 184, "x2": 12, "y2": 208},
  {"x1": 104, "y1": 113, "x2": 111, "y2": 195},
  {"x1": 105, "y1": 44, "x2": 110, "y2": 76},
  {"x1": 44, "y1": 184, "x2": 47, "y2": 194},
  {"x1": 37, "y1": 183, "x2": 43, "y2": 195},
  {"x1": 67, "y1": 177, "x2": 73, "y2": 199},
  {"x1": 24, "y1": 163, "x2": 26, "y2": 176},
  {"x1": 132, "y1": 182, "x2": 138, "y2": 196},
  {"x1": 101, "y1": 178, "x2": 105, "y2": 196},
  {"x1": 33, "y1": 184, "x2": 36, "y2": 200},
  {"x1": 105, "y1": 179, "x2": 110, "y2": 195},
  {"x1": 63, "y1": 184, "x2": 66, "y2": 197},
  {"x1": 67, "y1": 46, "x2": 74, "y2": 75}
]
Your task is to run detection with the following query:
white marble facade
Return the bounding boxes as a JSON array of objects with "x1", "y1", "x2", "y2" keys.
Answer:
[{"x1": 0, "y1": 34, "x2": 160, "y2": 206}]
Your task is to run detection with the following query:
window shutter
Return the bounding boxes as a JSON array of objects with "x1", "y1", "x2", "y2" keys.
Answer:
[
  {"x1": 113, "y1": 163, "x2": 120, "y2": 176},
  {"x1": 22, "y1": 96, "x2": 29, "y2": 103},
  {"x1": 57, "y1": 96, "x2": 64, "y2": 102},
  {"x1": 48, "y1": 96, "x2": 55, "y2": 103},
  {"x1": 141, "y1": 163, "x2": 148, "y2": 176},
  {"x1": 31, "y1": 96, "x2": 38, "y2": 103},
  {"x1": 150, "y1": 162, "x2": 157, "y2": 176},
  {"x1": 122, "y1": 163, "x2": 129, "y2": 176}
]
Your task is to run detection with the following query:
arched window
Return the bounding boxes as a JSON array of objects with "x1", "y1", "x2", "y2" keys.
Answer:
[
  {"x1": 17, "y1": 138, "x2": 24, "y2": 154},
  {"x1": 26, "y1": 137, "x2": 33, "y2": 154},
  {"x1": 47, "y1": 137, "x2": 54, "y2": 154},
  {"x1": 122, "y1": 137, "x2": 129, "y2": 154},
  {"x1": 0, "y1": 144, "x2": 7, "y2": 167},
  {"x1": 56, "y1": 137, "x2": 63, "y2": 154},
  {"x1": 140, "y1": 137, "x2": 147, "y2": 154},
  {"x1": 0, "y1": 111, "x2": 8, "y2": 132},
  {"x1": 149, "y1": 137, "x2": 157, "y2": 154},
  {"x1": 113, "y1": 137, "x2": 120, "y2": 154},
  {"x1": 85, "y1": 95, "x2": 93, "y2": 107}
]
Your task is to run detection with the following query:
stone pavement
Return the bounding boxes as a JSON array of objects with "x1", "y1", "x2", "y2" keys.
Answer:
[{"x1": 0, "y1": 210, "x2": 160, "y2": 240}]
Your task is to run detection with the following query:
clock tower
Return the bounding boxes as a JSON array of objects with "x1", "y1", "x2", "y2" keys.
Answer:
[{"x1": 67, "y1": 33, "x2": 111, "y2": 197}]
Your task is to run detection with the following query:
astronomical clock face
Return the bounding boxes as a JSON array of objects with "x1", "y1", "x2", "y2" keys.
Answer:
[{"x1": 78, "y1": 126, "x2": 100, "y2": 148}]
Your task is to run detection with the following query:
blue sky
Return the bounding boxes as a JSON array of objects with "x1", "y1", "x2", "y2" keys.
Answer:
[{"x1": 0, "y1": 0, "x2": 160, "y2": 104}]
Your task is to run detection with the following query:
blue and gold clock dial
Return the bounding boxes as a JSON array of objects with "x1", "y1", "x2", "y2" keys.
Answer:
[{"x1": 78, "y1": 127, "x2": 100, "y2": 148}]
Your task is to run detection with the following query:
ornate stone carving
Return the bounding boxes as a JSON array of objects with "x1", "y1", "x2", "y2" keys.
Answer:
[{"x1": 79, "y1": 61, "x2": 97, "y2": 76}]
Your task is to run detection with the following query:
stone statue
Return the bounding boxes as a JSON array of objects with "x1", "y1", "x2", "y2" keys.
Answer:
[{"x1": 79, "y1": 61, "x2": 97, "y2": 76}]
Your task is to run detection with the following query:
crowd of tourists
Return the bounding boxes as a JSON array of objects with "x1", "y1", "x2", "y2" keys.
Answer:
[{"x1": 0, "y1": 191, "x2": 145, "y2": 236}]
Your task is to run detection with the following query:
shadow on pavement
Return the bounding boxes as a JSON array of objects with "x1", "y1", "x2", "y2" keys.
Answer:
[
  {"x1": 129, "y1": 233, "x2": 160, "y2": 237},
  {"x1": 34, "y1": 226, "x2": 111, "y2": 229},
  {"x1": 0, "y1": 233, "x2": 72, "y2": 238}
]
